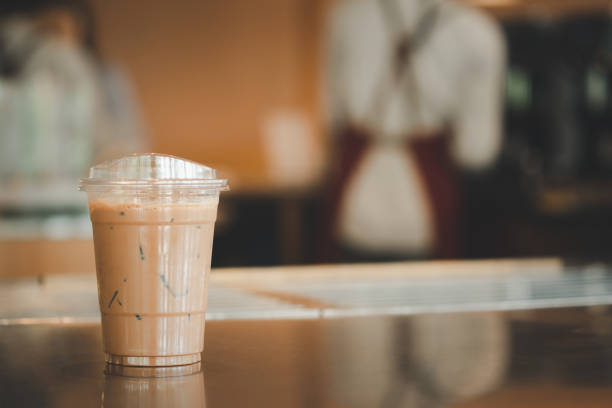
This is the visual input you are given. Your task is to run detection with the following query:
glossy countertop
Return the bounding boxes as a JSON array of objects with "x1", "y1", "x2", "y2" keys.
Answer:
[
  {"x1": 4, "y1": 308, "x2": 612, "y2": 407},
  {"x1": 3, "y1": 259, "x2": 612, "y2": 407}
]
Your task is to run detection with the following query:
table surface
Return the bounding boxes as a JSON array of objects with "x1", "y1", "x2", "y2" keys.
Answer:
[
  {"x1": 3, "y1": 259, "x2": 612, "y2": 407},
  {"x1": 4, "y1": 308, "x2": 612, "y2": 408}
]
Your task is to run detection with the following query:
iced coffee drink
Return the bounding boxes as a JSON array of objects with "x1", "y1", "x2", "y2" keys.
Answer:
[{"x1": 79, "y1": 154, "x2": 228, "y2": 366}]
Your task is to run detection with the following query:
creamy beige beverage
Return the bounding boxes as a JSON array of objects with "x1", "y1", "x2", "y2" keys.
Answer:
[
  {"x1": 91, "y1": 199, "x2": 218, "y2": 366},
  {"x1": 80, "y1": 153, "x2": 227, "y2": 367}
]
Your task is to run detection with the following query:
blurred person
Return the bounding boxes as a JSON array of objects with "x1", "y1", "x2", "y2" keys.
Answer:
[
  {"x1": 0, "y1": 0, "x2": 146, "y2": 210},
  {"x1": 321, "y1": 0, "x2": 505, "y2": 260},
  {"x1": 325, "y1": 314, "x2": 508, "y2": 408}
]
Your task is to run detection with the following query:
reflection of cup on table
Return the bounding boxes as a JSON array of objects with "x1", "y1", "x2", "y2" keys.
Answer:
[
  {"x1": 103, "y1": 363, "x2": 205, "y2": 407},
  {"x1": 80, "y1": 154, "x2": 228, "y2": 366}
]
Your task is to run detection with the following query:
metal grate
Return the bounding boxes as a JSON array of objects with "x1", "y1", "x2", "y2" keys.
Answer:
[
  {"x1": 206, "y1": 285, "x2": 316, "y2": 320},
  {"x1": 232, "y1": 267, "x2": 612, "y2": 317},
  {"x1": 3, "y1": 263, "x2": 612, "y2": 324},
  {"x1": 0, "y1": 274, "x2": 315, "y2": 324}
]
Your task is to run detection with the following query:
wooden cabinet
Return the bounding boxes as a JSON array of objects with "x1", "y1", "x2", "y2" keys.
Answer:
[{"x1": 0, "y1": 239, "x2": 95, "y2": 278}]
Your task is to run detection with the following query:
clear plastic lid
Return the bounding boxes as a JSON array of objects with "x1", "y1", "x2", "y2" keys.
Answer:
[{"x1": 78, "y1": 153, "x2": 229, "y2": 192}]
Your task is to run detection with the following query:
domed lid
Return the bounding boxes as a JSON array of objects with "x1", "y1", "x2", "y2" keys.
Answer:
[{"x1": 78, "y1": 153, "x2": 229, "y2": 192}]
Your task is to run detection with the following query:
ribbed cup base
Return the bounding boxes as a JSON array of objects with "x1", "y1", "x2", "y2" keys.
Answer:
[{"x1": 105, "y1": 352, "x2": 201, "y2": 367}]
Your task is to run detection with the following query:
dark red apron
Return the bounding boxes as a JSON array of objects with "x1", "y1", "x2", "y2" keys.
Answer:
[
  {"x1": 319, "y1": 0, "x2": 461, "y2": 261},
  {"x1": 319, "y1": 125, "x2": 461, "y2": 261}
]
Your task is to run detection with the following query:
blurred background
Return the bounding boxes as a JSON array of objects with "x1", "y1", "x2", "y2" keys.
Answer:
[{"x1": 2, "y1": 0, "x2": 612, "y2": 277}]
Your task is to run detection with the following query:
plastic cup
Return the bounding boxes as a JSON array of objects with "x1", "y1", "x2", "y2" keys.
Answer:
[{"x1": 79, "y1": 153, "x2": 228, "y2": 366}]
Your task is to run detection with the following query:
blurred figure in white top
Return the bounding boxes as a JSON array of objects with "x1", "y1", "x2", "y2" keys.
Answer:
[
  {"x1": 0, "y1": 0, "x2": 147, "y2": 211},
  {"x1": 321, "y1": 0, "x2": 506, "y2": 260}
]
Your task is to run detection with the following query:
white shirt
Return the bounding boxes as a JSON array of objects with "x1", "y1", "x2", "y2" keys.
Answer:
[
  {"x1": 324, "y1": 0, "x2": 505, "y2": 254},
  {"x1": 0, "y1": 20, "x2": 147, "y2": 209}
]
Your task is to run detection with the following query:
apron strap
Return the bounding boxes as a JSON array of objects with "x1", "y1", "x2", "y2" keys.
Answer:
[{"x1": 366, "y1": 0, "x2": 441, "y2": 131}]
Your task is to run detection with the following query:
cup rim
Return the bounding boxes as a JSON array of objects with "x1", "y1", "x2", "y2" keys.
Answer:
[
  {"x1": 78, "y1": 153, "x2": 229, "y2": 192},
  {"x1": 78, "y1": 178, "x2": 229, "y2": 192}
]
